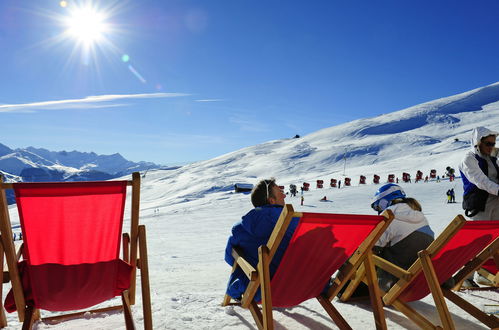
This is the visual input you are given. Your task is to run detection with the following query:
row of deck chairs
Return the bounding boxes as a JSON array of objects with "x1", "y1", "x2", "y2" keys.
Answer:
[
  {"x1": 0, "y1": 172, "x2": 152, "y2": 329},
  {"x1": 223, "y1": 204, "x2": 499, "y2": 329}
]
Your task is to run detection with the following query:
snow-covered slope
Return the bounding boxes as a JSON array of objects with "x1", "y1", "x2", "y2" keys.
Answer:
[
  {"x1": 3, "y1": 82, "x2": 499, "y2": 329},
  {"x1": 138, "y1": 82, "x2": 499, "y2": 212}
]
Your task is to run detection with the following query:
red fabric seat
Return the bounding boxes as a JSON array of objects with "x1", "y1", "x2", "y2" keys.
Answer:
[
  {"x1": 482, "y1": 258, "x2": 498, "y2": 274},
  {"x1": 398, "y1": 221, "x2": 499, "y2": 302},
  {"x1": 270, "y1": 212, "x2": 383, "y2": 307},
  {"x1": 4, "y1": 181, "x2": 132, "y2": 312}
]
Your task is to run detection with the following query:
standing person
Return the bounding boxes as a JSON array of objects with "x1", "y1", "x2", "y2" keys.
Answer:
[
  {"x1": 338, "y1": 180, "x2": 341, "y2": 189},
  {"x1": 450, "y1": 188, "x2": 456, "y2": 203},
  {"x1": 445, "y1": 189, "x2": 452, "y2": 204},
  {"x1": 370, "y1": 184, "x2": 438, "y2": 292},
  {"x1": 459, "y1": 127, "x2": 499, "y2": 220},
  {"x1": 224, "y1": 178, "x2": 298, "y2": 301}
]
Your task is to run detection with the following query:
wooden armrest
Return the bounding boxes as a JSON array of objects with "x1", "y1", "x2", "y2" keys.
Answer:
[
  {"x1": 231, "y1": 247, "x2": 257, "y2": 281},
  {"x1": 373, "y1": 255, "x2": 411, "y2": 280}
]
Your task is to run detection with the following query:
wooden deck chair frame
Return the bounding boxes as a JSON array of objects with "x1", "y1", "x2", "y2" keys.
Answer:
[
  {"x1": 452, "y1": 239, "x2": 499, "y2": 289},
  {"x1": 0, "y1": 172, "x2": 152, "y2": 329},
  {"x1": 222, "y1": 204, "x2": 394, "y2": 330},
  {"x1": 340, "y1": 215, "x2": 499, "y2": 330}
]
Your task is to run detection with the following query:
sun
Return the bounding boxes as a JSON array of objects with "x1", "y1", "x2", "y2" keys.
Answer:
[{"x1": 64, "y1": 5, "x2": 109, "y2": 46}]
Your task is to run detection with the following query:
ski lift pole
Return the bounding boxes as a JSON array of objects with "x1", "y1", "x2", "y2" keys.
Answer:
[{"x1": 343, "y1": 149, "x2": 347, "y2": 176}]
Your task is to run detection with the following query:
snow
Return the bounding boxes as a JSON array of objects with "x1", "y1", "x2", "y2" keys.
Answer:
[{"x1": 3, "y1": 82, "x2": 499, "y2": 329}]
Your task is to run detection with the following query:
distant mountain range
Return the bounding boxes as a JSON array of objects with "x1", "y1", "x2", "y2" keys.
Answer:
[{"x1": 0, "y1": 144, "x2": 165, "y2": 183}]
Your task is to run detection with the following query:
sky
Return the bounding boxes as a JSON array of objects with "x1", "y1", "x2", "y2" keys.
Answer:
[{"x1": 2, "y1": 0, "x2": 499, "y2": 165}]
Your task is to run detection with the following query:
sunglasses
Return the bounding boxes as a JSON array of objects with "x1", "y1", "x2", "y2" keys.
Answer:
[{"x1": 483, "y1": 141, "x2": 496, "y2": 147}]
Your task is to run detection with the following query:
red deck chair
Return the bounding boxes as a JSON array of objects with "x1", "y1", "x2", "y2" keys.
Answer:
[
  {"x1": 0, "y1": 172, "x2": 152, "y2": 329},
  {"x1": 222, "y1": 204, "x2": 394, "y2": 330},
  {"x1": 342, "y1": 216, "x2": 499, "y2": 329},
  {"x1": 453, "y1": 240, "x2": 499, "y2": 289}
]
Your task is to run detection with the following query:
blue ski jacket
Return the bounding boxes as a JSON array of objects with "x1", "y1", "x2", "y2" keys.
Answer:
[{"x1": 224, "y1": 205, "x2": 299, "y2": 301}]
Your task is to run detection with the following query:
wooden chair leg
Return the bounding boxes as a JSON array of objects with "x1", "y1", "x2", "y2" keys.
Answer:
[
  {"x1": 442, "y1": 288, "x2": 499, "y2": 328},
  {"x1": 364, "y1": 251, "x2": 387, "y2": 330},
  {"x1": 222, "y1": 263, "x2": 239, "y2": 306},
  {"x1": 340, "y1": 263, "x2": 366, "y2": 302},
  {"x1": 391, "y1": 299, "x2": 439, "y2": 329},
  {"x1": 138, "y1": 225, "x2": 153, "y2": 330},
  {"x1": 317, "y1": 295, "x2": 352, "y2": 330},
  {"x1": 249, "y1": 301, "x2": 264, "y2": 330},
  {"x1": 21, "y1": 306, "x2": 36, "y2": 330},
  {"x1": 121, "y1": 291, "x2": 136, "y2": 330},
  {"x1": 419, "y1": 250, "x2": 455, "y2": 330},
  {"x1": 258, "y1": 245, "x2": 273, "y2": 330}
]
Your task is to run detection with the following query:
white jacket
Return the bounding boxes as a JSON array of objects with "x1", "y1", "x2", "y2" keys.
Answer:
[
  {"x1": 376, "y1": 203, "x2": 431, "y2": 247},
  {"x1": 459, "y1": 126, "x2": 499, "y2": 195}
]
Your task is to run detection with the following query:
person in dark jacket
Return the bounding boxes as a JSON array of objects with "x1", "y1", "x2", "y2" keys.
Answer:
[
  {"x1": 224, "y1": 178, "x2": 298, "y2": 301},
  {"x1": 459, "y1": 126, "x2": 499, "y2": 287},
  {"x1": 459, "y1": 126, "x2": 499, "y2": 219}
]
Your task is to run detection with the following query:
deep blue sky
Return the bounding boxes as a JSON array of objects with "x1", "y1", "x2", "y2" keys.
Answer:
[{"x1": 1, "y1": 0, "x2": 499, "y2": 164}]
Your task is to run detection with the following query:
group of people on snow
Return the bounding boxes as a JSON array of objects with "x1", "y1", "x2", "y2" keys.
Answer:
[{"x1": 224, "y1": 126, "x2": 499, "y2": 301}]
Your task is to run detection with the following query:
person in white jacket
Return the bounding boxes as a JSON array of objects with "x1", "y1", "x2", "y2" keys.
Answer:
[
  {"x1": 459, "y1": 126, "x2": 499, "y2": 220},
  {"x1": 370, "y1": 183, "x2": 436, "y2": 292}
]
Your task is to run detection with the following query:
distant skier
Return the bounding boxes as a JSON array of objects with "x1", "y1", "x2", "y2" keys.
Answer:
[
  {"x1": 446, "y1": 190, "x2": 452, "y2": 203},
  {"x1": 450, "y1": 188, "x2": 456, "y2": 203},
  {"x1": 301, "y1": 195, "x2": 304, "y2": 205},
  {"x1": 338, "y1": 180, "x2": 341, "y2": 189}
]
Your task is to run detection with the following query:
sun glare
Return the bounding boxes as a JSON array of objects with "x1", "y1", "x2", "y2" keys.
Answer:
[{"x1": 64, "y1": 6, "x2": 109, "y2": 45}]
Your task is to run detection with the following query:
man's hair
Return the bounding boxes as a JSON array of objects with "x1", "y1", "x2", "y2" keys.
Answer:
[{"x1": 251, "y1": 178, "x2": 277, "y2": 207}]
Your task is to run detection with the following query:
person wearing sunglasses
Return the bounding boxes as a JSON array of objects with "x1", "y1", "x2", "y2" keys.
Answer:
[
  {"x1": 224, "y1": 178, "x2": 298, "y2": 301},
  {"x1": 459, "y1": 126, "x2": 499, "y2": 220}
]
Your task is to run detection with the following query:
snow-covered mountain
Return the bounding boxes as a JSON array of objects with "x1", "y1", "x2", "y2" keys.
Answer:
[
  {"x1": 0, "y1": 144, "x2": 162, "y2": 183},
  {"x1": 5, "y1": 82, "x2": 499, "y2": 330},
  {"x1": 4, "y1": 82, "x2": 499, "y2": 329},
  {"x1": 140, "y1": 82, "x2": 499, "y2": 210}
]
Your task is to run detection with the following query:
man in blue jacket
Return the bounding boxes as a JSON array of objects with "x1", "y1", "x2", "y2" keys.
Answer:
[{"x1": 224, "y1": 178, "x2": 298, "y2": 301}]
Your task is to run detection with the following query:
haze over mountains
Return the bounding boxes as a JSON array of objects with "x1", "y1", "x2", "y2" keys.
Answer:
[{"x1": 0, "y1": 144, "x2": 162, "y2": 183}]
